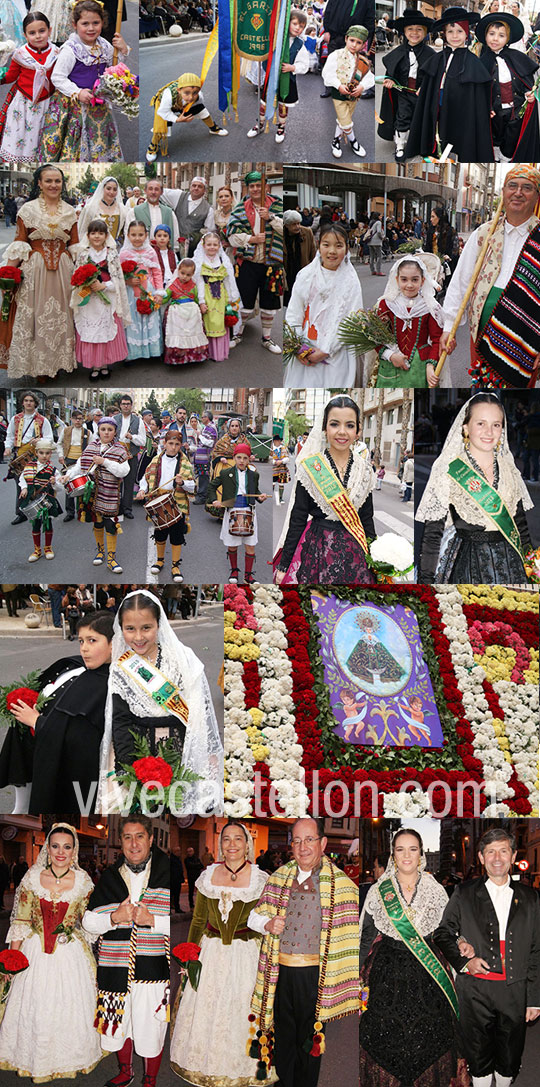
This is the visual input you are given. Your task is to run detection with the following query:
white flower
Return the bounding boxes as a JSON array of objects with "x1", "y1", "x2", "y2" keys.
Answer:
[{"x1": 370, "y1": 533, "x2": 414, "y2": 571}]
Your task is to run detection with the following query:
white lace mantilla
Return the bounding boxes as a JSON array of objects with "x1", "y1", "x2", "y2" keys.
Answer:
[
  {"x1": 195, "y1": 863, "x2": 268, "y2": 923},
  {"x1": 363, "y1": 871, "x2": 449, "y2": 939},
  {"x1": 297, "y1": 448, "x2": 374, "y2": 521}
]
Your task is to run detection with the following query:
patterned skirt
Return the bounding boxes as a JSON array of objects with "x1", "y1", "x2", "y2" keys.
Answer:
[
  {"x1": 0, "y1": 91, "x2": 49, "y2": 164},
  {"x1": 295, "y1": 519, "x2": 376, "y2": 585},
  {"x1": 38, "y1": 94, "x2": 122, "y2": 162}
]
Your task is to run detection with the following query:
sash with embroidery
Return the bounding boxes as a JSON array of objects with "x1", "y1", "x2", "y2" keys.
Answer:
[
  {"x1": 378, "y1": 877, "x2": 459, "y2": 1017},
  {"x1": 448, "y1": 457, "x2": 523, "y2": 557},
  {"x1": 301, "y1": 454, "x2": 368, "y2": 553},
  {"x1": 116, "y1": 650, "x2": 189, "y2": 724},
  {"x1": 476, "y1": 224, "x2": 540, "y2": 387}
]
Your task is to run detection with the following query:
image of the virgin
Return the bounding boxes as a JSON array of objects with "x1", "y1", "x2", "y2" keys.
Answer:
[{"x1": 332, "y1": 607, "x2": 412, "y2": 696}]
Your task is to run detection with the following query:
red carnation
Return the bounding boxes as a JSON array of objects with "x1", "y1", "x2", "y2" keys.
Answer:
[
  {"x1": 132, "y1": 756, "x2": 173, "y2": 790},
  {"x1": 0, "y1": 949, "x2": 29, "y2": 973},
  {"x1": 71, "y1": 262, "x2": 99, "y2": 287},
  {"x1": 136, "y1": 298, "x2": 152, "y2": 315},
  {"x1": 121, "y1": 259, "x2": 138, "y2": 274},
  {"x1": 0, "y1": 266, "x2": 22, "y2": 284},
  {"x1": 6, "y1": 687, "x2": 39, "y2": 712},
  {"x1": 172, "y1": 941, "x2": 200, "y2": 962}
]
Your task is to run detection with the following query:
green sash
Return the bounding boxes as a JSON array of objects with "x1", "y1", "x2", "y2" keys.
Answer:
[
  {"x1": 378, "y1": 877, "x2": 459, "y2": 1017},
  {"x1": 117, "y1": 650, "x2": 189, "y2": 724},
  {"x1": 448, "y1": 457, "x2": 523, "y2": 558},
  {"x1": 301, "y1": 454, "x2": 368, "y2": 552}
]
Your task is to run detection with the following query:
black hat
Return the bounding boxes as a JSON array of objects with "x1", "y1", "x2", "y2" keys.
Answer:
[
  {"x1": 475, "y1": 11, "x2": 524, "y2": 44},
  {"x1": 434, "y1": 6, "x2": 480, "y2": 30},
  {"x1": 389, "y1": 8, "x2": 434, "y2": 33}
]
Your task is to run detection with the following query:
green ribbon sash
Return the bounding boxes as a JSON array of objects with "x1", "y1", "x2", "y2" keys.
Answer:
[
  {"x1": 378, "y1": 877, "x2": 459, "y2": 1017},
  {"x1": 117, "y1": 650, "x2": 189, "y2": 724},
  {"x1": 302, "y1": 454, "x2": 368, "y2": 552},
  {"x1": 448, "y1": 457, "x2": 523, "y2": 558}
]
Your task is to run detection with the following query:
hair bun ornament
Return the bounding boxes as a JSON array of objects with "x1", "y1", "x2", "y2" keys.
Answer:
[{"x1": 71, "y1": 0, "x2": 105, "y2": 7}]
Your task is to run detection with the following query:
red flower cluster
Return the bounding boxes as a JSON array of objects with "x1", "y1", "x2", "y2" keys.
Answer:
[
  {"x1": 0, "y1": 266, "x2": 22, "y2": 283},
  {"x1": 281, "y1": 589, "x2": 323, "y2": 772},
  {"x1": 6, "y1": 687, "x2": 39, "y2": 712},
  {"x1": 136, "y1": 298, "x2": 152, "y2": 315},
  {"x1": 224, "y1": 312, "x2": 237, "y2": 327},
  {"x1": 243, "y1": 660, "x2": 261, "y2": 709},
  {"x1": 71, "y1": 262, "x2": 100, "y2": 287},
  {"x1": 121, "y1": 259, "x2": 138, "y2": 275},
  {"x1": 132, "y1": 756, "x2": 173, "y2": 790},
  {"x1": 463, "y1": 605, "x2": 538, "y2": 646},
  {"x1": 172, "y1": 941, "x2": 200, "y2": 962},
  {"x1": 0, "y1": 949, "x2": 29, "y2": 973}
]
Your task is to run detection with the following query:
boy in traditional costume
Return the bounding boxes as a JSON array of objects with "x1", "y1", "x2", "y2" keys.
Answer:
[
  {"x1": 476, "y1": 11, "x2": 540, "y2": 162},
  {"x1": 377, "y1": 9, "x2": 435, "y2": 161},
  {"x1": 146, "y1": 72, "x2": 227, "y2": 163},
  {"x1": 135, "y1": 427, "x2": 195, "y2": 584},
  {"x1": 226, "y1": 170, "x2": 283, "y2": 354},
  {"x1": 207, "y1": 442, "x2": 269, "y2": 585},
  {"x1": 322, "y1": 24, "x2": 374, "y2": 159},
  {"x1": 19, "y1": 437, "x2": 63, "y2": 562},
  {"x1": 247, "y1": 8, "x2": 311, "y2": 145},
  {"x1": 83, "y1": 817, "x2": 170, "y2": 1087},
  {"x1": 247, "y1": 817, "x2": 359, "y2": 1087},
  {"x1": 62, "y1": 416, "x2": 129, "y2": 575}
]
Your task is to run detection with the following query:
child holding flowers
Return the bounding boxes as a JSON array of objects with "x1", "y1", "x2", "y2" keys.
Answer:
[
  {"x1": 0, "y1": 12, "x2": 59, "y2": 164},
  {"x1": 372, "y1": 256, "x2": 442, "y2": 388},
  {"x1": 162, "y1": 256, "x2": 209, "y2": 366},
  {"x1": 120, "y1": 220, "x2": 164, "y2": 361},
  {"x1": 38, "y1": 0, "x2": 129, "y2": 162},
  {"x1": 71, "y1": 218, "x2": 130, "y2": 380},
  {"x1": 193, "y1": 231, "x2": 240, "y2": 361}
]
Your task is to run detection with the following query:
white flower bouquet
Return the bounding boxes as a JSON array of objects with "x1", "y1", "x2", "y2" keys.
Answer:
[{"x1": 367, "y1": 533, "x2": 414, "y2": 582}]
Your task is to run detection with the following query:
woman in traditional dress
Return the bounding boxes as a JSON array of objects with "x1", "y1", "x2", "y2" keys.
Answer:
[
  {"x1": 77, "y1": 174, "x2": 127, "y2": 244},
  {"x1": 284, "y1": 222, "x2": 364, "y2": 388},
  {"x1": 205, "y1": 416, "x2": 246, "y2": 519},
  {"x1": 171, "y1": 821, "x2": 276, "y2": 1086},
  {"x1": 0, "y1": 823, "x2": 101, "y2": 1081},
  {"x1": 213, "y1": 185, "x2": 236, "y2": 256},
  {"x1": 98, "y1": 589, "x2": 223, "y2": 814},
  {"x1": 3, "y1": 163, "x2": 78, "y2": 380},
  {"x1": 359, "y1": 828, "x2": 467, "y2": 1087},
  {"x1": 274, "y1": 394, "x2": 376, "y2": 585},
  {"x1": 417, "y1": 392, "x2": 533, "y2": 583}
]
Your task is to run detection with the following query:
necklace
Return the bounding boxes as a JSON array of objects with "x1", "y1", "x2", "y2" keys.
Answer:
[
  {"x1": 49, "y1": 863, "x2": 71, "y2": 886},
  {"x1": 38, "y1": 192, "x2": 62, "y2": 231},
  {"x1": 325, "y1": 449, "x2": 353, "y2": 488},
  {"x1": 221, "y1": 859, "x2": 248, "y2": 881}
]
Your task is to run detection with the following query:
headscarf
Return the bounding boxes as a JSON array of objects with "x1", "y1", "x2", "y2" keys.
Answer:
[
  {"x1": 361, "y1": 846, "x2": 450, "y2": 939},
  {"x1": 380, "y1": 255, "x2": 444, "y2": 325},
  {"x1": 505, "y1": 164, "x2": 540, "y2": 190},
  {"x1": 288, "y1": 250, "x2": 364, "y2": 355},
  {"x1": 35, "y1": 823, "x2": 83, "y2": 870},
  {"x1": 416, "y1": 394, "x2": 533, "y2": 525},
  {"x1": 218, "y1": 822, "x2": 255, "y2": 862},
  {"x1": 78, "y1": 176, "x2": 127, "y2": 240},
  {"x1": 193, "y1": 232, "x2": 240, "y2": 302}
]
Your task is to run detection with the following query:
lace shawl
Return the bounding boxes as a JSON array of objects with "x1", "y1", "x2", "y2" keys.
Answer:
[{"x1": 362, "y1": 871, "x2": 449, "y2": 940}]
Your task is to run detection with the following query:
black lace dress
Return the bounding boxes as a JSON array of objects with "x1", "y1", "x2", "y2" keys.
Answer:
[{"x1": 359, "y1": 902, "x2": 467, "y2": 1086}]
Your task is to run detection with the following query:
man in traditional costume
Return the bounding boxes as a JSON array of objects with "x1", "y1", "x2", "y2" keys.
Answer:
[
  {"x1": 441, "y1": 164, "x2": 540, "y2": 387},
  {"x1": 247, "y1": 817, "x2": 359, "y2": 1087},
  {"x1": 83, "y1": 816, "x2": 170, "y2": 1087},
  {"x1": 125, "y1": 179, "x2": 178, "y2": 246},
  {"x1": 226, "y1": 170, "x2": 283, "y2": 354},
  {"x1": 160, "y1": 175, "x2": 216, "y2": 258},
  {"x1": 5, "y1": 391, "x2": 52, "y2": 524},
  {"x1": 433, "y1": 826, "x2": 540, "y2": 1087},
  {"x1": 59, "y1": 407, "x2": 91, "y2": 521}
]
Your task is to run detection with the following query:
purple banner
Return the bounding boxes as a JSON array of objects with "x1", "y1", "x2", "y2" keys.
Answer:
[{"x1": 310, "y1": 592, "x2": 443, "y2": 747}]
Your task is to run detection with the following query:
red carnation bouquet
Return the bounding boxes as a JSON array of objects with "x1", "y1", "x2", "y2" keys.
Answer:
[
  {"x1": 0, "y1": 948, "x2": 29, "y2": 1003},
  {"x1": 224, "y1": 303, "x2": 238, "y2": 329},
  {"x1": 117, "y1": 733, "x2": 200, "y2": 814},
  {"x1": 136, "y1": 288, "x2": 162, "y2": 315},
  {"x1": 121, "y1": 259, "x2": 147, "y2": 284},
  {"x1": 71, "y1": 262, "x2": 110, "y2": 306},
  {"x1": 0, "y1": 265, "x2": 23, "y2": 322},
  {"x1": 172, "y1": 941, "x2": 202, "y2": 997},
  {"x1": 0, "y1": 672, "x2": 45, "y2": 736}
]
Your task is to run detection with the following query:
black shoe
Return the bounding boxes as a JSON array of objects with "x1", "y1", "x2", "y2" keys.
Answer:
[
  {"x1": 11, "y1": 514, "x2": 27, "y2": 525},
  {"x1": 63, "y1": 513, "x2": 75, "y2": 522},
  {"x1": 320, "y1": 88, "x2": 331, "y2": 97},
  {"x1": 123, "y1": 510, "x2": 134, "y2": 519}
]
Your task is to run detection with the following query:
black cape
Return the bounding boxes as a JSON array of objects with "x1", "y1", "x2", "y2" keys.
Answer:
[
  {"x1": 405, "y1": 46, "x2": 494, "y2": 161},
  {"x1": 480, "y1": 45, "x2": 540, "y2": 160},
  {"x1": 323, "y1": 0, "x2": 375, "y2": 39},
  {"x1": 378, "y1": 40, "x2": 435, "y2": 141},
  {"x1": 28, "y1": 658, "x2": 109, "y2": 815},
  {"x1": 88, "y1": 846, "x2": 170, "y2": 992}
]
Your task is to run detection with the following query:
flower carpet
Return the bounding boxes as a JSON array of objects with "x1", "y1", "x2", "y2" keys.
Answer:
[{"x1": 223, "y1": 583, "x2": 539, "y2": 819}]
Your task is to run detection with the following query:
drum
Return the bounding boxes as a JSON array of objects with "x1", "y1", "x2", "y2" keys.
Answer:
[
  {"x1": 64, "y1": 472, "x2": 93, "y2": 496},
  {"x1": 9, "y1": 446, "x2": 36, "y2": 477},
  {"x1": 229, "y1": 508, "x2": 254, "y2": 536},
  {"x1": 20, "y1": 492, "x2": 54, "y2": 521},
  {"x1": 145, "y1": 493, "x2": 183, "y2": 529}
]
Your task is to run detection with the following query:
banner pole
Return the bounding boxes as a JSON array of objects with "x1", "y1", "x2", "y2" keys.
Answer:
[{"x1": 257, "y1": 60, "x2": 261, "y2": 126}]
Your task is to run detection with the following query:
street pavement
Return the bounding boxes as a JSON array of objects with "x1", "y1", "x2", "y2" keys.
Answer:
[
  {"x1": 0, "y1": 457, "x2": 273, "y2": 585},
  {"x1": 0, "y1": 0, "x2": 139, "y2": 164},
  {"x1": 0, "y1": 608, "x2": 224, "y2": 814},
  {"x1": 139, "y1": 35, "x2": 375, "y2": 164},
  {"x1": 170, "y1": 894, "x2": 358, "y2": 1087},
  {"x1": 274, "y1": 451, "x2": 415, "y2": 558}
]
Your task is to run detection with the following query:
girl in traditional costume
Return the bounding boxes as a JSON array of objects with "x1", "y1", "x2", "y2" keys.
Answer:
[
  {"x1": 61, "y1": 415, "x2": 129, "y2": 575},
  {"x1": 360, "y1": 829, "x2": 466, "y2": 1086},
  {"x1": 0, "y1": 12, "x2": 58, "y2": 164},
  {"x1": 71, "y1": 218, "x2": 130, "y2": 379},
  {"x1": 0, "y1": 824, "x2": 101, "y2": 1081},
  {"x1": 417, "y1": 392, "x2": 533, "y2": 583},
  {"x1": 476, "y1": 12, "x2": 540, "y2": 162},
  {"x1": 18, "y1": 436, "x2": 63, "y2": 562},
  {"x1": 38, "y1": 0, "x2": 129, "y2": 162},
  {"x1": 3, "y1": 163, "x2": 78, "y2": 380},
  {"x1": 373, "y1": 256, "x2": 443, "y2": 388},
  {"x1": 162, "y1": 256, "x2": 209, "y2": 366},
  {"x1": 151, "y1": 223, "x2": 177, "y2": 288},
  {"x1": 98, "y1": 589, "x2": 223, "y2": 814},
  {"x1": 274, "y1": 394, "x2": 376, "y2": 585},
  {"x1": 194, "y1": 231, "x2": 241, "y2": 361},
  {"x1": 171, "y1": 821, "x2": 275, "y2": 1085},
  {"x1": 284, "y1": 223, "x2": 364, "y2": 388},
  {"x1": 405, "y1": 6, "x2": 493, "y2": 162},
  {"x1": 119, "y1": 220, "x2": 164, "y2": 361},
  {"x1": 77, "y1": 174, "x2": 126, "y2": 243}
]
